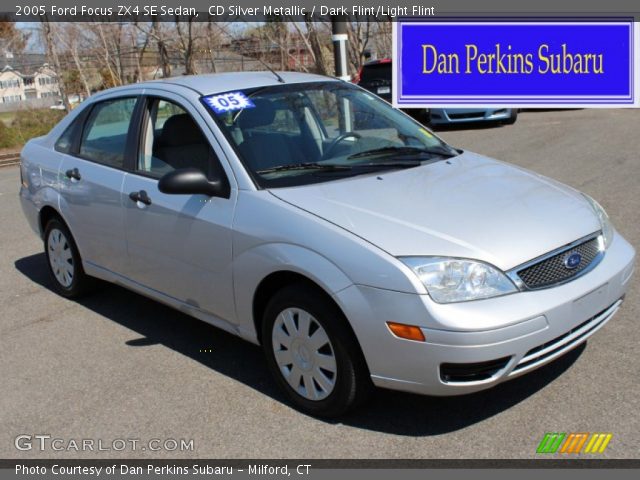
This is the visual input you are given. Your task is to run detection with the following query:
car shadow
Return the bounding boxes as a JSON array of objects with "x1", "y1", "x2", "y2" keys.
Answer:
[
  {"x1": 15, "y1": 252, "x2": 585, "y2": 436},
  {"x1": 520, "y1": 108, "x2": 583, "y2": 112}
]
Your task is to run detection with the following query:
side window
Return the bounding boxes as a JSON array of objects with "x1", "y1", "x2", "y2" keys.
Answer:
[
  {"x1": 79, "y1": 97, "x2": 136, "y2": 169},
  {"x1": 55, "y1": 118, "x2": 80, "y2": 154},
  {"x1": 138, "y1": 98, "x2": 221, "y2": 179}
]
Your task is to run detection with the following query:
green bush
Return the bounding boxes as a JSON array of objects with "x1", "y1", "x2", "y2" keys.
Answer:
[
  {"x1": 0, "y1": 109, "x2": 65, "y2": 150},
  {"x1": 0, "y1": 121, "x2": 15, "y2": 149}
]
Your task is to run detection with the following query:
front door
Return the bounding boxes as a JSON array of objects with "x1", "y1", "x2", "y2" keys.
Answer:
[{"x1": 121, "y1": 94, "x2": 236, "y2": 322}]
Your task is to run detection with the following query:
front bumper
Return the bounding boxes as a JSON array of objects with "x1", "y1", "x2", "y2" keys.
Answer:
[
  {"x1": 429, "y1": 108, "x2": 512, "y2": 125},
  {"x1": 334, "y1": 233, "x2": 635, "y2": 396}
]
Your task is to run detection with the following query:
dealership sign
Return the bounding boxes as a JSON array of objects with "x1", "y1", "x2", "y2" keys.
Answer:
[{"x1": 393, "y1": 20, "x2": 639, "y2": 107}]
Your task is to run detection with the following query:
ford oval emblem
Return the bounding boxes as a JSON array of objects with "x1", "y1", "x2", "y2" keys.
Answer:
[{"x1": 564, "y1": 252, "x2": 582, "y2": 269}]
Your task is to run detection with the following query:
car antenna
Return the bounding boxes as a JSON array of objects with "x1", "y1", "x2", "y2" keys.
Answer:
[{"x1": 257, "y1": 57, "x2": 285, "y2": 83}]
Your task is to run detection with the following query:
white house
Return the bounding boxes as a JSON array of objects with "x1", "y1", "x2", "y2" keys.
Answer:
[
  {"x1": 0, "y1": 67, "x2": 24, "y2": 104},
  {"x1": 0, "y1": 54, "x2": 60, "y2": 105},
  {"x1": 27, "y1": 65, "x2": 61, "y2": 99}
]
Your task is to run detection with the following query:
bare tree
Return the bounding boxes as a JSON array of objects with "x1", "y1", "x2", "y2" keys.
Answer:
[
  {"x1": 129, "y1": 23, "x2": 149, "y2": 83},
  {"x1": 259, "y1": 18, "x2": 291, "y2": 70},
  {"x1": 345, "y1": 20, "x2": 373, "y2": 77},
  {"x1": 112, "y1": 23, "x2": 126, "y2": 84},
  {"x1": 0, "y1": 18, "x2": 30, "y2": 55},
  {"x1": 373, "y1": 20, "x2": 393, "y2": 59},
  {"x1": 150, "y1": 20, "x2": 172, "y2": 78},
  {"x1": 55, "y1": 24, "x2": 92, "y2": 98},
  {"x1": 174, "y1": 15, "x2": 200, "y2": 75},
  {"x1": 293, "y1": 17, "x2": 331, "y2": 75},
  {"x1": 93, "y1": 23, "x2": 122, "y2": 87},
  {"x1": 40, "y1": 18, "x2": 71, "y2": 112},
  {"x1": 133, "y1": 21, "x2": 170, "y2": 79},
  {"x1": 204, "y1": 20, "x2": 229, "y2": 73}
]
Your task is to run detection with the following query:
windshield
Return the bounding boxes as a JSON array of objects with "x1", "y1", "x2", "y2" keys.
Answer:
[{"x1": 204, "y1": 81, "x2": 458, "y2": 188}]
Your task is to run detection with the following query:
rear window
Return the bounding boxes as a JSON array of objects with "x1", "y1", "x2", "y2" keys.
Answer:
[
  {"x1": 79, "y1": 97, "x2": 137, "y2": 169},
  {"x1": 360, "y1": 63, "x2": 391, "y2": 82}
]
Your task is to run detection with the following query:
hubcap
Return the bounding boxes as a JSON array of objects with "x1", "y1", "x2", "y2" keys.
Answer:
[
  {"x1": 47, "y1": 228, "x2": 74, "y2": 288},
  {"x1": 272, "y1": 308, "x2": 337, "y2": 401}
]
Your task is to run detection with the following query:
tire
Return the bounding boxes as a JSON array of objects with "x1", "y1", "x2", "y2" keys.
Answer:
[
  {"x1": 503, "y1": 109, "x2": 518, "y2": 125},
  {"x1": 262, "y1": 284, "x2": 372, "y2": 417},
  {"x1": 43, "y1": 217, "x2": 94, "y2": 298}
]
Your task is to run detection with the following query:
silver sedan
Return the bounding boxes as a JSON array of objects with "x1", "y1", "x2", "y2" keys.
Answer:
[{"x1": 19, "y1": 72, "x2": 635, "y2": 416}]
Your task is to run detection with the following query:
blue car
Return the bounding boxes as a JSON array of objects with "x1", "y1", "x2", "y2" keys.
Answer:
[
  {"x1": 356, "y1": 59, "x2": 518, "y2": 126},
  {"x1": 428, "y1": 108, "x2": 518, "y2": 126}
]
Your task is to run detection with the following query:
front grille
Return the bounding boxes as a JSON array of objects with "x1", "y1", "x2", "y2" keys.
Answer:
[
  {"x1": 440, "y1": 356, "x2": 511, "y2": 383},
  {"x1": 517, "y1": 236, "x2": 601, "y2": 289},
  {"x1": 449, "y1": 112, "x2": 485, "y2": 120}
]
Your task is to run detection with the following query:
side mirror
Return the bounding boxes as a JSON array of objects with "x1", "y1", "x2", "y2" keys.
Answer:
[{"x1": 158, "y1": 168, "x2": 229, "y2": 198}]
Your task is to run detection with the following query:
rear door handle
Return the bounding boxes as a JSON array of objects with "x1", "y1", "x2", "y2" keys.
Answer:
[
  {"x1": 129, "y1": 190, "x2": 152, "y2": 206},
  {"x1": 65, "y1": 168, "x2": 81, "y2": 181}
]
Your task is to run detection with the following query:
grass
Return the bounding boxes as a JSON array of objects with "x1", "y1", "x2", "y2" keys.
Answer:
[
  {"x1": 0, "y1": 109, "x2": 65, "y2": 150},
  {"x1": 0, "y1": 111, "x2": 16, "y2": 126}
]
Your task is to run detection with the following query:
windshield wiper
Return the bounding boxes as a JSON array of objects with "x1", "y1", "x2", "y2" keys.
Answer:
[
  {"x1": 351, "y1": 161, "x2": 425, "y2": 170},
  {"x1": 256, "y1": 159, "x2": 433, "y2": 176},
  {"x1": 256, "y1": 162, "x2": 352, "y2": 174},
  {"x1": 347, "y1": 145, "x2": 458, "y2": 160}
]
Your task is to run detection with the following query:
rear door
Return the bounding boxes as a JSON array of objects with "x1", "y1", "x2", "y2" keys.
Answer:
[
  {"x1": 58, "y1": 95, "x2": 140, "y2": 275},
  {"x1": 120, "y1": 92, "x2": 237, "y2": 322}
]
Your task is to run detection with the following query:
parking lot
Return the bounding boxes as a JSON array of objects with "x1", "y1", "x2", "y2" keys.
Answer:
[{"x1": 0, "y1": 108, "x2": 638, "y2": 459}]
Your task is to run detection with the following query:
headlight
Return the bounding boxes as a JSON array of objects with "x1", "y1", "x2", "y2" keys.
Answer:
[
  {"x1": 582, "y1": 194, "x2": 614, "y2": 249},
  {"x1": 400, "y1": 257, "x2": 518, "y2": 304}
]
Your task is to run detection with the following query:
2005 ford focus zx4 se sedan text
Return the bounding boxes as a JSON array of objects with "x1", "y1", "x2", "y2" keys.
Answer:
[{"x1": 19, "y1": 72, "x2": 636, "y2": 416}]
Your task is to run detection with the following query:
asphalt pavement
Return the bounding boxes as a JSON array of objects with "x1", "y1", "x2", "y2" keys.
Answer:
[{"x1": 0, "y1": 108, "x2": 638, "y2": 459}]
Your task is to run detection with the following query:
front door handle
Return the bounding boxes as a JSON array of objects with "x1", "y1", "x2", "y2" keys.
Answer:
[
  {"x1": 65, "y1": 168, "x2": 81, "y2": 181},
  {"x1": 129, "y1": 190, "x2": 152, "y2": 206}
]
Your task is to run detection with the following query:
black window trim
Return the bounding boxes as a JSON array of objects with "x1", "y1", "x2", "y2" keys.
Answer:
[
  {"x1": 128, "y1": 94, "x2": 175, "y2": 181},
  {"x1": 54, "y1": 106, "x2": 90, "y2": 155}
]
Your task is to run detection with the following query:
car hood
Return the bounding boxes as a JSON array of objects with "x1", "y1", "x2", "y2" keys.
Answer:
[{"x1": 269, "y1": 151, "x2": 601, "y2": 271}]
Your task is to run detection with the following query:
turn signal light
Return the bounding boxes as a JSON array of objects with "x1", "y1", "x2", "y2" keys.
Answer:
[{"x1": 386, "y1": 322, "x2": 426, "y2": 342}]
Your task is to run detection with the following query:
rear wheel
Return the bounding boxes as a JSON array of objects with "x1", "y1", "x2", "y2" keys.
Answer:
[
  {"x1": 262, "y1": 284, "x2": 372, "y2": 417},
  {"x1": 44, "y1": 218, "x2": 93, "y2": 298}
]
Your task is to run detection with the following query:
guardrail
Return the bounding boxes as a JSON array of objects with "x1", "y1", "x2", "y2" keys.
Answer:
[{"x1": 0, "y1": 152, "x2": 20, "y2": 168}]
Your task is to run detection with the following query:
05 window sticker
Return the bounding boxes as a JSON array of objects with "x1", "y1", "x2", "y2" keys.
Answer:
[{"x1": 203, "y1": 92, "x2": 255, "y2": 114}]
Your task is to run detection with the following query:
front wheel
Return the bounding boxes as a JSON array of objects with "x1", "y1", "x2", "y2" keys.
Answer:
[{"x1": 262, "y1": 284, "x2": 372, "y2": 417}]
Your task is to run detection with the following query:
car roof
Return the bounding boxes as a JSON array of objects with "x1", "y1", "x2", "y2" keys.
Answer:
[{"x1": 136, "y1": 71, "x2": 339, "y2": 96}]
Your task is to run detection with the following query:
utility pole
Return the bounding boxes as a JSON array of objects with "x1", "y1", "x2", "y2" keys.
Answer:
[{"x1": 331, "y1": 16, "x2": 349, "y2": 81}]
